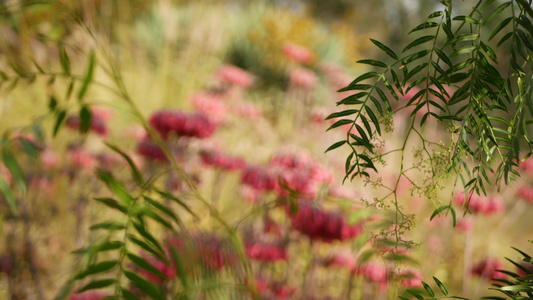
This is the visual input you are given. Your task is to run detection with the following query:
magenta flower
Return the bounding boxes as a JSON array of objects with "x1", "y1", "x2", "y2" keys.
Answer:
[
  {"x1": 245, "y1": 242, "x2": 288, "y2": 262},
  {"x1": 287, "y1": 202, "x2": 363, "y2": 242},
  {"x1": 136, "y1": 138, "x2": 167, "y2": 162},
  {"x1": 149, "y1": 110, "x2": 216, "y2": 140},
  {"x1": 65, "y1": 113, "x2": 108, "y2": 136}
]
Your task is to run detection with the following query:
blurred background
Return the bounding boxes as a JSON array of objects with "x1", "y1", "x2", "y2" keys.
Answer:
[{"x1": 0, "y1": 0, "x2": 531, "y2": 299}]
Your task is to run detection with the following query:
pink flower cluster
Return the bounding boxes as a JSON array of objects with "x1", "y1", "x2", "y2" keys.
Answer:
[
  {"x1": 200, "y1": 150, "x2": 246, "y2": 171},
  {"x1": 520, "y1": 156, "x2": 533, "y2": 177},
  {"x1": 149, "y1": 111, "x2": 216, "y2": 139},
  {"x1": 287, "y1": 202, "x2": 363, "y2": 242},
  {"x1": 516, "y1": 185, "x2": 533, "y2": 204},
  {"x1": 245, "y1": 242, "x2": 287, "y2": 262},
  {"x1": 471, "y1": 258, "x2": 506, "y2": 280},
  {"x1": 216, "y1": 65, "x2": 254, "y2": 89},
  {"x1": 241, "y1": 166, "x2": 279, "y2": 192},
  {"x1": 189, "y1": 93, "x2": 227, "y2": 124},
  {"x1": 356, "y1": 262, "x2": 388, "y2": 288},
  {"x1": 453, "y1": 192, "x2": 505, "y2": 215},
  {"x1": 136, "y1": 138, "x2": 167, "y2": 162},
  {"x1": 65, "y1": 113, "x2": 108, "y2": 136}
]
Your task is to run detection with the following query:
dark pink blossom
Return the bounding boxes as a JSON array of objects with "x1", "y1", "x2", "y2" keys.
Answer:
[
  {"x1": 472, "y1": 258, "x2": 506, "y2": 280},
  {"x1": 200, "y1": 150, "x2": 246, "y2": 171},
  {"x1": 241, "y1": 166, "x2": 280, "y2": 192},
  {"x1": 65, "y1": 114, "x2": 108, "y2": 136},
  {"x1": 517, "y1": 185, "x2": 533, "y2": 204},
  {"x1": 245, "y1": 242, "x2": 287, "y2": 262},
  {"x1": 149, "y1": 111, "x2": 216, "y2": 139},
  {"x1": 287, "y1": 202, "x2": 363, "y2": 242},
  {"x1": 136, "y1": 138, "x2": 167, "y2": 162}
]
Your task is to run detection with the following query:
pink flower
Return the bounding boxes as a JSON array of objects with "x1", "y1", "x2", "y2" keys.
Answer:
[
  {"x1": 245, "y1": 242, "x2": 288, "y2": 262},
  {"x1": 519, "y1": 156, "x2": 533, "y2": 177},
  {"x1": 455, "y1": 217, "x2": 474, "y2": 232},
  {"x1": 149, "y1": 110, "x2": 216, "y2": 139},
  {"x1": 310, "y1": 108, "x2": 328, "y2": 124},
  {"x1": 91, "y1": 108, "x2": 114, "y2": 121},
  {"x1": 233, "y1": 102, "x2": 262, "y2": 120},
  {"x1": 472, "y1": 258, "x2": 506, "y2": 280},
  {"x1": 357, "y1": 262, "x2": 388, "y2": 283},
  {"x1": 289, "y1": 68, "x2": 318, "y2": 89},
  {"x1": 323, "y1": 251, "x2": 356, "y2": 272},
  {"x1": 40, "y1": 149, "x2": 59, "y2": 168},
  {"x1": 240, "y1": 185, "x2": 263, "y2": 203},
  {"x1": 67, "y1": 147, "x2": 97, "y2": 170},
  {"x1": 189, "y1": 93, "x2": 227, "y2": 124},
  {"x1": 453, "y1": 191, "x2": 488, "y2": 214},
  {"x1": 136, "y1": 138, "x2": 167, "y2": 162},
  {"x1": 135, "y1": 252, "x2": 176, "y2": 284},
  {"x1": 283, "y1": 43, "x2": 314, "y2": 63},
  {"x1": 287, "y1": 202, "x2": 363, "y2": 242},
  {"x1": 216, "y1": 65, "x2": 254, "y2": 88},
  {"x1": 517, "y1": 185, "x2": 533, "y2": 204},
  {"x1": 241, "y1": 166, "x2": 279, "y2": 192},
  {"x1": 397, "y1": 268, "x2": 423, "y2": 288},
  {"x1": 0, "y1": 165, "x2": 11, "y2": 185},
  {"x1": 200, "y1": 150, "x2": 246, "y2": 171},
  {"x1": 65, "y1": 114, "x2": 108, "y2": 136}
]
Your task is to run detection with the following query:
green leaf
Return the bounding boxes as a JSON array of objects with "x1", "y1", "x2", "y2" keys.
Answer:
[
  {"x1": 127, "y1": 252, "x2": 167, "y2": 279},
  {"x1": 78, "y1": 51, "x2": 95, "y2": 100},
  {"x1": 123, "y1": 270, "x2": 165, "y2": 300},
  {"x1": 453, "y1": 15, "x2": 479, "y2": 24},
  {"x1": 58, "y1": 44, "x2": 71, "y2": 74},
  {"x1": 356, "y1": 59, "x2": 387, "y2": 68},
  {"x1": 370, "y1": 39, "x2": 398, "y2": 59},
  {"x1": 132, "y1": 222, "x2": 165, "y2": 256},
  {"x1": 348, "y1": 72, "x2": 379, "y2": 85},
  {"x1": 450, "y1": 46, "x2": 476, "y2": 57},
  {"x1": 0, "y1": 176, "x2": 17, "y2": 215},
  {"x1": 402, "y1": 49, "x2": 431, "y2": 65},
  {"x1": 74, "y1": 261, "x2": 118, "y2": 280},
  {"x1": 422, "y1": 281, "x2": 435, "y2": 297},
  {"x1": 484, "y1": 2, "x2": 511, "y2": 25},
  {"x1": 433, "y1": 277, "x2": 448, "y2": 295},
  {"x1": 76, "y1": 279, "x2": 115, "y2": 294},
  {"x1": 365, "y1": 106, "x2": 381, "y2": 135},
  {"x1": 79, "y1": 106, "x2": 92, "y2": 134},
  {"x1": 144, "y1": 196, "x2": 179, "y2": 223},
  {"x1": 53, "y1": 109, "x2": 67, "y2": 137},
  {"x1": 325, "y1": 109, "x2": 359, "y2": 120},
  {"x1": 128, "y1": 235, "x2": 167, "y2": 263},
  {"x1": 489, "y1": 17, "x2": 513, "y2": 41},
  {"x1": 105, "y1": 143, "x2": 144, "y2": 185},
  {"x1": 434, "y1": 48, "x2": 452, "y2": 67},
  {"x1": 325, "y1": 140, "x2": 347, "y2": 153},
  {"x1": 155, "y1": 189, "x2": 198, "y2": 219},
  {"x1": 501, "y1": 285, "x2": 533, "y2": 292},
  {"x1": 450, "y1": 207, "x2": 456, "y2": 227},
  {"x1": 2, "y1": 150, "x2": 26, "y2": 194},
  {"x1": 430, "y1": 205, "x2": 448, "y2": 221},
  {"x1": 90, "y1": 222, "x2": 126, "y2": 231},
  {"x1": 443, "y1": 34, "x2": 479, "y2": 48},
  {"x1": 409, "y1": 22, "x2": 439, "y2": 34},
  {"x1": 94, "y1": 197, "x2": 128, "y2": 214},
  {"x1": 96, "y1": 170, "x2": 134, "y2": 206},
  {"x1": 407, "y1": 289, "x2": 424, "y2": 300},
  {"x1": 121, "y1": 288, "x2": 140, "y2": 300},
  {"x1": 403, "y1": 35, "x2": 435, "y2": 52},
  {"x1": 326, "y1": 119, "x2": 353, "y2": 131},
  {"x1": 49, "y1": 95, "x2": 58, "y2": 112}
]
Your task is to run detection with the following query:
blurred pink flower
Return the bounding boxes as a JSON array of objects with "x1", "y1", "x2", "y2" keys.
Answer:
[
  {"x1": 310, "y1": 108, "x2": 328, "y2": 124},
  {"x1": 287, "y1": 202, "x2": 363, "y2": 242},
  {"x1": 149, "y1": 110, "x2": 216, "y2": 139},
  {"x1": 245, "y1": 242, "x2": 287, "y2": 262},
  {"x1": 455, "y1": 217, "x2": 474, "y2": 232},
  {"x1": 200, "y1": 149, "x2": 246, "y2": 171},
  {"x1": 91, "y1": 107, "x2": 114, "y2": 121},
  {"x1": 357, "y1": 262, "x2": 388, "y2": 283},
  {"x1": 67, "y1": 148, "x2": 97, "y2": 170},
  {"x1": 65, "y1": 115, "x2": 108, "y2": 136},
  {"x1": 233, "y1": 102, "x2": 262, "y2": 120},
  {"x1": 136, "y1": 138, "x2": 167, "y2": 162},
  {"x1": 398, "y1": 268, "x2": 423, "y2": 288},
  {"x1": 240, "y1": 185, "x2": 262, "y2": 203},
  {"x1": 40, "y1": 149, "x2": 60, "y2": 169},
  {"x1": 517, "y1": 185, "x2": 533, "y2": 204},
  {"x1": 289, "y1": 68, "x2": 318, "y2": 89},
  {"x1": 323, "y1": 251, "x2": 356, "y2": 272},
  {"x1": 283, "y1": 43, "x2": 314, "y2": 63},
  {"x1": 126, "y1": 125, "x2": 147, "y2": 142},
  {"x1": 189, "y1": 92, "x2": 227, "y2": 124},
  {"x1": 472, "y1": 258, "x2": 506, "y2": 281},
  {"x1": 0, "y1": 165, "x2": 11, "y2": 185},
  {"x1": 216, "y1": 65, "x2": 254, "y2": 88}
]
